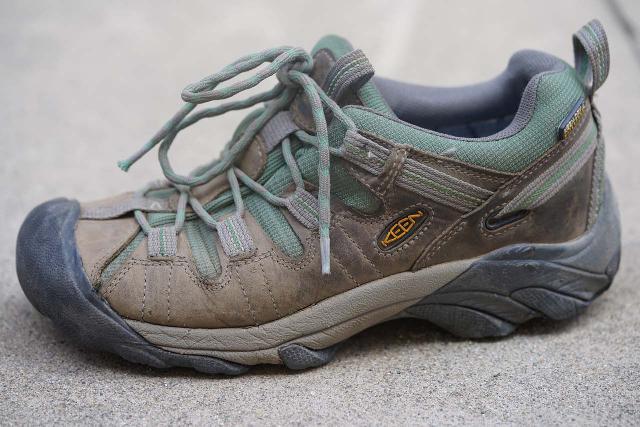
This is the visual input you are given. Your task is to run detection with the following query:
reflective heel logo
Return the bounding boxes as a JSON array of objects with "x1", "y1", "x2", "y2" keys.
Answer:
[{"x1": 378, "y1": 208, "x2": 428, "y2": 250}]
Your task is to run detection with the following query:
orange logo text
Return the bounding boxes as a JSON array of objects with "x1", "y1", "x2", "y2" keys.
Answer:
[{"x1": 381, "y1": 210, "x2": 424, "y2": 247}]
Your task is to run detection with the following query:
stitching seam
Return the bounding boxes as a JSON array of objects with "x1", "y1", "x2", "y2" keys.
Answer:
[
  {"x1": 167, "y1": 264, "x2": 172, "y2": 322},
  {"x1": 420, "y1": 221, "x2": 466, "y2": 265},
  {"x1": 335, "y1": 216, "x2": 383, "y2": 278},
  {"x1": 141, "y1": 265, "x2": 147, "y2": 321},
  {"x1": 260, "y1": 260, "x2": 280, "y2": 317},
  {"x1": 330, "y1": 252, "x2": 358, "y2": 287},
  {"x1": 236, "y1": 266, "x2": 258, "y2": 326}
]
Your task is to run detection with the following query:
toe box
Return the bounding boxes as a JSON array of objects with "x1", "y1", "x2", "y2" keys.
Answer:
[{"x1": 15, "y1": 198, "x2": 248, "y2": 374}]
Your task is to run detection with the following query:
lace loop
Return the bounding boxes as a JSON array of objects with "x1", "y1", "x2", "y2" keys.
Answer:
[
  {"x1": 181, "y1": 47, "x2": 312, "y2": 103},
  {"x1": 120, "y1": 46, "x2": 352, "y2": 274}
]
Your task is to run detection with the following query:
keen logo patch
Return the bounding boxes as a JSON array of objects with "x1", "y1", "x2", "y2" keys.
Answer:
[{"x1": 378, "y1": 208, "x2": 428, "y2": 250}]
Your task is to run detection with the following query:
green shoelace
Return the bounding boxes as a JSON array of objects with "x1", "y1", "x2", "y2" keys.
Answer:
[{"x1": 119, "y1": 46, "x2": 358, "y2": 274}]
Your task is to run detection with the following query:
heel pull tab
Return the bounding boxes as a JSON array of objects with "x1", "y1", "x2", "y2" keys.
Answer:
[{"x1": 573, "y1": 19, "x2": 610, "y2": 96}]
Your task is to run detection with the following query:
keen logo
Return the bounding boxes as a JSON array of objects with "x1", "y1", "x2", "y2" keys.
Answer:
[{"x1": 378, "y1": 208, "x2": 428, "y2": 250}]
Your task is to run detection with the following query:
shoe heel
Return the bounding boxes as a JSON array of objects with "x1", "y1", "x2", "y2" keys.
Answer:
[{"x1": 405, "y1": 177, "x2": 621, "y2": 338}]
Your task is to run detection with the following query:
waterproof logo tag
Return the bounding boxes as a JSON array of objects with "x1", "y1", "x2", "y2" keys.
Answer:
[
  {"x1": 378, "y1": 208, "x2": 428, "y2": 250},
  {"x1": 558, "y1": 97, "x2": 587, "y2": 141}
]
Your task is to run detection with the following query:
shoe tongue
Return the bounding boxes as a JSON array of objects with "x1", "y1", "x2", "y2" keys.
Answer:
[{"x1": 306, "y1": 35, "x2": 395, "y2": 115}]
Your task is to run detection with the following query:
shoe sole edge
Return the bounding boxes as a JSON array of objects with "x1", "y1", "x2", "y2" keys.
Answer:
[
  {"x1": 126, "y1": 178, "x2": 620, "y2": 367},
  {"x1": 16, "y1": 176, "x2": 621, "y2": 374}
]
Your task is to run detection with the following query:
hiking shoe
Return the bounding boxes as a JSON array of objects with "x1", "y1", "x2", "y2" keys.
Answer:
[{"x1": 16, "y1": 20, "x2": 620, "y2": 374}]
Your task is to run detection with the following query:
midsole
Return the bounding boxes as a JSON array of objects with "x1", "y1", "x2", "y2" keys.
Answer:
[{"x1": 126, "y1": 257, "x2": 475, "y2": 363}]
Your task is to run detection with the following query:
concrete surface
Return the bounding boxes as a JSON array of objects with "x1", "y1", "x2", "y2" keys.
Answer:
[{"x1": 1, "y1": 0, "x2": 639, "y2": 425}]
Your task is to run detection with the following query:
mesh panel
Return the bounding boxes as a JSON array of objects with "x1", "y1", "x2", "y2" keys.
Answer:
[
  {"x1": 245, "y1": 194, "x2": 303, "y2": 258},
  {"x1": 358, "y1": 81, "x2": 397, "y2": 117},
  {"x1": 261, "y1": 144, "x2": 381, "y2": 214},
  {"x1": 228, "y1": 141, "x2": 381, "y2": 257},
  {"x1": 259, "y1": 146, "x2": 287, "y2": 181},
  {"x1": 146, "y1": 146, "x2": 308, "y2": 264},
  {"x1": 293, "y1": 146, "x2": 381, "y2": 214},
  {"x1": 185, "y1": 219, "x2": 222, "y2": 281},
  {"x1": 347, "y1": 67, "x2": 586, "y2": 172}
]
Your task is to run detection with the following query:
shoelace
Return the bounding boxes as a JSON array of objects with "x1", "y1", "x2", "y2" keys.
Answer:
[{"x1": 119, "y1": 46, "x2": 358, "y2": 274}]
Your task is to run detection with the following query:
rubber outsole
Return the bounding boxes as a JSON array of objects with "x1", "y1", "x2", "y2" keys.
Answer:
[
  {"x1": 405, "y1": 178, "x2": 621, "y2": 337},
  {"x1": 15, "y1": 179, "x2": 621, "y2": 375}
]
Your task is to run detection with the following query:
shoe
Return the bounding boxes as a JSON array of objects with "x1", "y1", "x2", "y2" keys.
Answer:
[{"x1": 16, "y1": 19, "x2": 620, "y2": 375}]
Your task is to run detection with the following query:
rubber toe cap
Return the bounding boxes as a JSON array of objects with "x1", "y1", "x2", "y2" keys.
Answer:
[
  {"x1": 16, "y1": 198, "x2": 83, "y2": 320},
  {"x1": 15, "y1": 198, "x2": 248, "y2": 374}
]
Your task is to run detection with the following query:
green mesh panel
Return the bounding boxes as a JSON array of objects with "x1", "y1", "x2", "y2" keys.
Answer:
[
  {"x1": 357, "y1": 82, "x2": 396, "y2": 117},
  {"x1": 145, "y1": 146, "x2": 288, "y2": 228},
  {"x1": 185, "y1": 219, "x2": 222, "y2": 281},
  {"x1": 259, "y1": 144, "x2": 287, "y2": 181},
  {"x1": 143, "y1": 144, "x2": 308, "y2": 266},
  {"x1": 261, "y1": 144, "x2": 381, "y2": 214},
  {"x1": 297, "y1": 147, "x2": 381, "y2": 214},
  {"x1": 237, "y1": 139, "x2": 381, "y2": 258},
  {"x1": 245, "y1": 194, "x2": 303, "y2": 258},
  {"x1": 331, "y1": 161, "x2": 381, "y2": 214},
  {"x1": 346, "y1": 66, "x2": 586, "y2": 173}
]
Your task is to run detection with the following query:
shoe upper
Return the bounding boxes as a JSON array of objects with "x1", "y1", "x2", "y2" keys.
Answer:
[{"x1": 73, "y1": 21, "x2": 609, "y2": 329}]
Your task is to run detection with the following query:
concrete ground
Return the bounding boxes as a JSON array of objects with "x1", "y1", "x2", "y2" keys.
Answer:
[{"x1": 1, "y1": 0, "x2": 639, "y2": 424}]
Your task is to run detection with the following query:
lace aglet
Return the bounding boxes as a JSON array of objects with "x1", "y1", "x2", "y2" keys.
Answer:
[
  {"x1": 118, "y1": 141, "x2": 157, "y2": 173},
  {"x1": 117, "y1": 159, "x2": 133, "y2": 172},
  {"x1": 320, "y1": 235, "x2": 330, "y2": 275}
]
